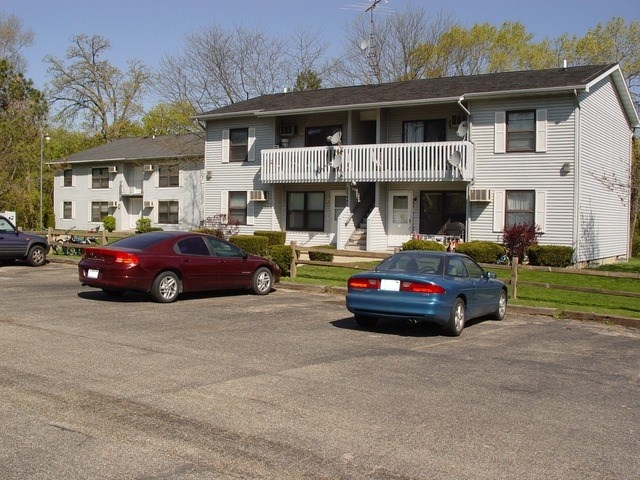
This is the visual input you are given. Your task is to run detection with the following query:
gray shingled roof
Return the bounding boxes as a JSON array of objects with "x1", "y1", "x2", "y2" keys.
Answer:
[
  {"x1": 196, "y1": 64, "x2": 622, "y2": 119},
  {"x1": 49, "y1": 133, "x2": 204, "y2": 165}
]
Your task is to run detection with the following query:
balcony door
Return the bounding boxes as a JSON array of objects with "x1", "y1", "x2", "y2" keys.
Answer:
[
  {"x1": 330, "y1": 191, "x2": 347, "y2": 234},
  {"x1": 388, "y1": 190, "x2": 413, "y2": 246}
]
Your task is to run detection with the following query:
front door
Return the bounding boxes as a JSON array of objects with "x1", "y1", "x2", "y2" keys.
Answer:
[
  {"x1": 388, "y1": 190, "x2": 413, "y2": 246},
  {"x1": 331, "y1": 191, "x2": 347, "y2": 234},
  {"x1": 126, "y1": 198, "x2": 143, "y2": 230}
]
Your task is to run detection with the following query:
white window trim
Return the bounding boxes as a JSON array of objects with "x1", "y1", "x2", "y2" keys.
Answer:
[{"x1": 493, "y1": 189, "x2": 546, "y2": 232}]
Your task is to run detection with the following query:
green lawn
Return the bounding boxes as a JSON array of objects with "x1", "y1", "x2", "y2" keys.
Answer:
[{"x1": 282, "y1": 259, "x2": 640, "y2": 319}]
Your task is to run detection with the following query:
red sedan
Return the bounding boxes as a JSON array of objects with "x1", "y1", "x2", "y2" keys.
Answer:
[{"x1": 78, "y1": 231, "x2": 280, "y2": 303}]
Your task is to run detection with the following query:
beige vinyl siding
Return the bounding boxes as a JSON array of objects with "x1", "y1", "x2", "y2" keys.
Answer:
[
  {"x1": 577, "y1": 77, "x2": 631, "y2": 262},
  {"x1": 468, "y1": 95, "x2": 576, "y2": 246}
]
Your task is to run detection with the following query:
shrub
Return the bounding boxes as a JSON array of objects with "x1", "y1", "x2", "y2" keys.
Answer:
[
  {"x1": 528, "y1": 245, "x2": 574, "y2": 267},
  {"x1": 502, "y1": 223, "x2": 542, "y2": 263},
  {"x1": 456, "y1": 241, "x2": 506, "y2": 264},
  {"x1": 401, "y1": 239, "x2": 446, "y2": 251},
  {"x1": 102, "y1": 215, "x2": 116, "y2": 232},
  {"x1": 136, "y1": 217, "x2": 152, "y2": 233},
  {"x1": 229, "y1": 234, "x2": 269, "y2": 256},
  {"x1": 254, "y1": 230, "x2": 286, "y2": 246},
  {"x1": 309, "y1": 244, "x2": 335, "y2": 262},
  {"x1": 267, "y1": 244, "x2": 294, "y2": 276}
]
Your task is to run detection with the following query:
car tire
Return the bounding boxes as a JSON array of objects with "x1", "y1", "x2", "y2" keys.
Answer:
[
  {"x1": 355, "y1": 315, "x2": 378, "y2": 328},
  {"x1": 446, "y1": 297, "x2": 465, "y2": 336},
  {"x1": 27, "y1": 245, "x2": 46, "y2": 266},
  {"x1": 251, "y1": 267, "x2": 274, "y2": 295},
  {"x1": 491, "y1": 289, "x2": 507, "y2": 321},
  {"x1": 151, "y1": 271, "x2": 180, "y2": 303}
]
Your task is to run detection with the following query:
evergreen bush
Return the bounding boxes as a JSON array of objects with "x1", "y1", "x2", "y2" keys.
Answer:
[
  {"x1": 401, "y1": 239, "x2": 446, "y2": 251},
  {"x1": 455, "y1": 241, "x2": 507, "y2": 264},
  {"x1": 267, "y1": 244, "x2": 294, "y2": 276},
  {"x1": 254, "y1": 230, "x2": 286, "y2": 246},
  {"x1": 229, "y1": 234, "x2": 269, "y2": 256},
  {"x1": 309, "y1": 244, "x2": 335, "y2": 262},
  {"x1": 528, "y1": 245, "x2": 574, "y2": 267}
]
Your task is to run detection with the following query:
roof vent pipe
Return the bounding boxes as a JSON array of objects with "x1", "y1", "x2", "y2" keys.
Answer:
[{"x1": 563, "y1": 59, "x2": 567, "y2": 69}]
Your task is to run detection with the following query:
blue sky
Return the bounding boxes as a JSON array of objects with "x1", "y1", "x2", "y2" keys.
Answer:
[{"x1": 2, "y1": 0, "x2": 639, "y2": 92}]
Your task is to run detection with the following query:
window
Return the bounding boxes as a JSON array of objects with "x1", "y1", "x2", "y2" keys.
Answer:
[
  {"x1": 92, "y1": 168, "x2": 109, "y2": 189},
  {"x1": 505, "y1": 190, "x2": 535, "y2": 227},
  {"x1": 419, "y1": 192, "x2": 466, "y2": 235},
  {"x1": 91, "y1": 202, "x2": 110, "y2": 222},
  {"x1": 176, "y1": 237, "x2": 210, "y2": 256},
  {"x1": 158, "y1": 164, "x2": 180, "y2": 187},
  {"x1": 158, "y1": 201, "x2": 179, "y2": 224},
  {"x1": 63, "y1": 169, "x2": 73, "y2": 187},
  {"x1": 506, "y1": 110, "x2": 535, "y2": 152},
  {"x1": 230, "y1": 128, "x2": 249, "y2": 162},
  {"x1": 63, "y1": 202, "x2": 73, "y2": 219},
  {"x1": 287, "y1": 192, "x2": 324, "y2": 231},
  {"x1": 228, "y1": 191, "x2": 247, "y2": 225},
  {"x1": 403, "y1": 119, "x2": 446, "y2": 142},
  {"x1": 305, "y1": 125, "x2": 342, "y2": 147},
  {"x1": 205, "y1": 236, "x2": 244, "y2": 258}
]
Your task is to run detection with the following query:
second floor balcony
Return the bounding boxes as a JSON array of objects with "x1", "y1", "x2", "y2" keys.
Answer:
[{"x1": 261, "y1": 141, "x2": 474, "y2": 184}]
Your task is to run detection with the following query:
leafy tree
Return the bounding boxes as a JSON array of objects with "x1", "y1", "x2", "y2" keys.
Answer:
[
  {"x1": 44, "y1": 34, "x2": 151, "y2": 141},
  {"x1": 553, "y1": 17, "x2": 640, "y2": 105},
  {"x1": 141, "y1": 101, "x2": 200, "y2": 136},
  {"x1": 293, "y1": 69, "x2": 321, "y2": 91},
  {"x1": 0, "y1": 59, "x2": 47, "y2": 228},
  {"x1": 0, "y1": 12, "x2": 34, "y2": 73}
]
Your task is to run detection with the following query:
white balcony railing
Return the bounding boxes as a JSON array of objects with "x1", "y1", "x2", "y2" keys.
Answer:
[
  {"x1": 261, "y1": 141, "x2": 474, "y2": 183},
  {"x1": 119, "y1": 180, "x2": 143, "y2": 196}
]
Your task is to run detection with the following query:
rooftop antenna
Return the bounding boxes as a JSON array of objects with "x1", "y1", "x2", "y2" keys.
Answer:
[{"x1": 343, "y1": 1, "x2": 393, "y2": 83}]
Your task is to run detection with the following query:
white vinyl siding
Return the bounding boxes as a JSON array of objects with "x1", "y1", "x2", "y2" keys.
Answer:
[
  {"x1": 472, "y1": 96, "x2": 575, "y2": 247},
  {"x1": 576, "y1": 77, "x2": 631, "y2": 262}
]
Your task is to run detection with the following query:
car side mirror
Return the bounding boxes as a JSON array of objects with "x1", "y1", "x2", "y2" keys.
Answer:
[{"x1": 484, "y1": 271, "x2": 497, "y2": 279}]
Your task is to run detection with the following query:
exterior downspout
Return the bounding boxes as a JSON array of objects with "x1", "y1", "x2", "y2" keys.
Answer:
[
  {"x1": 573, "y1": 89, "x2": 581, "y2": 266},
  {"x1": 458, "y1": 96, "x2": 473, "y2": 242}
]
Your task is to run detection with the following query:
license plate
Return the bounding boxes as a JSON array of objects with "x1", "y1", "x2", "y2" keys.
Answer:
[
  {"x1": 380, "y1": 279, "x2": 400, "y2": 291},
  {"x1": 87, "y1": 269, "x2": 99, "y2": 279}
]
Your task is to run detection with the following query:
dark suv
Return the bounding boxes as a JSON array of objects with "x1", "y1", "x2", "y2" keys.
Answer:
[{"x1": 0, "y1": 215, "x2": 50, "y2": 266}]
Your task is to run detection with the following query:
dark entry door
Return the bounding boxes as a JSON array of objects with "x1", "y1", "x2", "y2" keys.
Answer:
[{"x1": 419, "y1": 191, "x2": 466, "y2": 235}]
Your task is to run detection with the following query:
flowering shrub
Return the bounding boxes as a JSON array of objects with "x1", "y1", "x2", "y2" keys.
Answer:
[{"x1": 502, "y1": 223, "x2": 541, "y2": 263}]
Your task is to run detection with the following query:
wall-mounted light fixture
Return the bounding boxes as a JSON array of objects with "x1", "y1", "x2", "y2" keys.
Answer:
[
  {"x1": 206, "y1": 171, "x2": 212, "y2": 180},
  {"x1": 561, "y1": 163, "x2": 571, "y2": 174}
]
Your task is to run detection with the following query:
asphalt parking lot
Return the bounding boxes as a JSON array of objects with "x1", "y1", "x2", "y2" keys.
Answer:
[{"x1": 1, "y1": 261, "x2": 639, "y2": 479}]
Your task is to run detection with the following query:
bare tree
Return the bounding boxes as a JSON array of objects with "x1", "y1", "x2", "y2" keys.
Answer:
[
  {"x1": 339, "y1": 5, "x2": 455, "y2": 84},
  {"x1": 45, "y1": 34, "x2": 151, "y2": 140},
  {"x1": 0, "y1": 12, "x2": 34, "y2": 73},
  {"x1": 156, "y1": 24, "x2": 335, "y2": 114}
]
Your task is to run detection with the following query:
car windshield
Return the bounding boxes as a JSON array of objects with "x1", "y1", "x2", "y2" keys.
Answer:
[
  {"x1": 109, "y1": 232, "x2": 173, "y2": 250},
  {"x1": 376, "y1": 253, "x2": 443, "y2": 274}
]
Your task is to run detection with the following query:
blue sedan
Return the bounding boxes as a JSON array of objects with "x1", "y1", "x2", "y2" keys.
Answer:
[{"x1": 346, "y1": 251, "x2": 507, "y2": 336}]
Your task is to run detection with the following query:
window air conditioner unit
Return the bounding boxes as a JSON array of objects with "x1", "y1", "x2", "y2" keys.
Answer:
[
  {"x1": 143, "y1": 200, "x2": 155, "y2": 208},
  {"x1": 143, "y1": 164, "x2": 154, "y2": 172},
  {"x1": 250, "y1": 190, "x2": 267, "y2": 201},
  {"x1": 469, "y1": 189, "x2": 492, "y2": 202},
  {"x1": 108, "y1": 165, "x2": 118, "y2": 173},
  {"x1": 108, "y1": 201, "x2": 118, "y2": 208}
]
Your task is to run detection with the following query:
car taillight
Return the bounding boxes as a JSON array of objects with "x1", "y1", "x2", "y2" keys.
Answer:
[
  {"x1": 400, "y1": 282, "x2": 445, "y2": 294},
  {"x1": 114, "y1": 252, "x2": 139, "y2": 266},
  {"x1": 348, "y1": 278, "x2": 380, "y2": 289}
]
